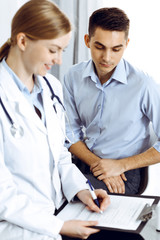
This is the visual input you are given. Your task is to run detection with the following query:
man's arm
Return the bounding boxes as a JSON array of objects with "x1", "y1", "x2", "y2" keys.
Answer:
[
  {"x1": 91, "y1": 147, "x2": 160, "y2": 180},
  {"x1": 69, "y1": 141, "x2": 100, "y2": 165},
  {"x1": 69, "y1": 141, "x2": 127, "y2": 193}
]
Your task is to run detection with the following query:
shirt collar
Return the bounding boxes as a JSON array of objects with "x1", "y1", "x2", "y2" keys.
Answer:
[
  {"x1": 32, "y1": 76, "x2": 43, "y2": 95},
  {"x1": 82, "y1": 60, "x2": 98, "y2": 83},
  {"x1": 110, "y1": 59, "x2": 127, "y2": 84},
  {"x1": 2, "y1": 58, "x2": 43, "y2": 95},
  {"x1": 83, "y1": 59, "x2": 127, "y2": 85}
]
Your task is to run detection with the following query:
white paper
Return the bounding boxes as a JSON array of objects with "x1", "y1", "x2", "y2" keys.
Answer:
[{"x1": 57, "y1": 195, "x2": 154, "y2": 231}]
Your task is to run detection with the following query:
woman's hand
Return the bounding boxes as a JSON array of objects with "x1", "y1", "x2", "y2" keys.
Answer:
[
  {"x1": 77, "y1": 189, "x2": 110, "y2": 213},
  {"x1": 60, "y1": 219, "x2": 100, "y2": 239},
  {"x1": 60, "y1": 189, "x2": 109, "y2": 239}
]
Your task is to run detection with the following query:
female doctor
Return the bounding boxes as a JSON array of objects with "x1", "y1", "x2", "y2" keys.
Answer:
[{"x1": 0, "y1": 1, "x2": 110, "y2": 240}]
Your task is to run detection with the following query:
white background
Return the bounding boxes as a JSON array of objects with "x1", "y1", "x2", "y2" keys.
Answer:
[
  {"x1": 0, "y1": 0, "x2": 160, "y2": 82},
  {"x1": 101, "y1": 0, "x2": 160, "y2": 82}
]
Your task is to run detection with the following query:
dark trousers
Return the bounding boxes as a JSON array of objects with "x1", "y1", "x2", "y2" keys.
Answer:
[{"x1": 62, "y1": 230, "x2": 144, "y2": 240}]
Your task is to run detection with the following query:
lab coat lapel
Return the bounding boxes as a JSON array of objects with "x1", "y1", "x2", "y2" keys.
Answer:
[
  {"x1": 41, "y1": 81, "x2": 62, "y2": 163},
  {"x1": 0, "y1": 65, "x2": 47, "y2": 134},
  {"x1": 18, "y1": 100, "x2": 47, "y2": 134},
  {"x1": 41, "y1": 78, "x2": 64, "y2": 208}
]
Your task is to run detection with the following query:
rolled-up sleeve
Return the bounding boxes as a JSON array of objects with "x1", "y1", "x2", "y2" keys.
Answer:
[
  {"x1": 63, "y1": 72, "x2": 84, "y2": 148},
  {"x1": 141, "y1": 75, "x2": 160, "y2": 152}
]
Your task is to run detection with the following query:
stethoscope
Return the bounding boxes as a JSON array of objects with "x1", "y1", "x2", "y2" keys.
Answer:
[
  {"x1": 43, "y1": 76, "x2": 65, "y2": 113},
  {"x1": 0, "y1": 97, "x2": 24, "y2": 139},
  {"x1": 0, "y1": 76, "x2": 74, "y2": 143}
]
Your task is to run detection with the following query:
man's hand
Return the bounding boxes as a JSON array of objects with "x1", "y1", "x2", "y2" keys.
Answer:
[
  {"x1": 90, "y1": 158, "x2": 126, "y2": 179},
  {"x1": 103, "y1": 176, "x2": 127, "y2": 194},
  {"x1": 90, "y1": 159, "x2": 127, "y2": 194}
]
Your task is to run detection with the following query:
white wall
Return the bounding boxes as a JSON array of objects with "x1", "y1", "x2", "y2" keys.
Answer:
[
  {"x1": 101, "y1": 0, "x2": 160, "y2": 83},
  {"x1": 0, "y1": 0, "x2": 28, "y2": 47},
  {"x1": 1, "y1": 0, "x2": 160, "y2": 83}
]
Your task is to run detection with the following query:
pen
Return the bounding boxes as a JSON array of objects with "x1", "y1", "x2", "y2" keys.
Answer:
[{"x1": 86, "y1": 179, "x2": 103, "y2": 213}]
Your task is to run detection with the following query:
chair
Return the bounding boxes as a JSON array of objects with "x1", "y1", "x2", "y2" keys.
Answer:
[
  {"x1": 138, "y1": 167, "x2": 148, "y2": 195},
  {"x1": 139, "y1": 124, "x2": 160, "y2": 196}
]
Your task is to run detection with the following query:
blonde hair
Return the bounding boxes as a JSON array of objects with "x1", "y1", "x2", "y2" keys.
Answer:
[{"x1": 0, "y1": 0, "x2": 71, "y2": 62}]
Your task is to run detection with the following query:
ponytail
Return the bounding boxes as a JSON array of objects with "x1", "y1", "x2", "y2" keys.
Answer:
[
  {"x1": 0, "y1": 38, "x2": 12, "y2": 62},
  {"x1": 0, "y1": 0, "x2": 72, "y2": 62}
]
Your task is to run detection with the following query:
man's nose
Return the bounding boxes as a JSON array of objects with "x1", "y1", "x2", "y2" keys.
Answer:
[{"x1": 102, "y1": 50, "x2": 111, "y2": 62}]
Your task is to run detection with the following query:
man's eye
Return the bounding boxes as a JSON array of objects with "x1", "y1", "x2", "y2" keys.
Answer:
[
  {"x1": 95, "y1": 45, "x2": 103, "y2": 50},
  {"x1": 113, "y1": 48, "x2": 121, "y2": 52}
]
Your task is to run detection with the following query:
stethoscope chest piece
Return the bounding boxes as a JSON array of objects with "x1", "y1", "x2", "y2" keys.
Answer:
[{"x1": 10, "y1": 123, "x2": 24, "y2": 139}]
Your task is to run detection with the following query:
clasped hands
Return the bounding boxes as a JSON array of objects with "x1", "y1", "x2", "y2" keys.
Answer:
[{"x1": 90, "y1": 158, "x2": 127, "y2": 194}]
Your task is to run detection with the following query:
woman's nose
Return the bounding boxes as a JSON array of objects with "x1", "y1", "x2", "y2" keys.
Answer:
[{"x1": 52, "y1": 51, "x2": 63, "y2": 65}]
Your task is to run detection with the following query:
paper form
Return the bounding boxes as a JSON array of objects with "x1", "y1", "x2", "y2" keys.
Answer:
[{"x1": 57, "y1": 195, "x2": 154, "y2": 231}]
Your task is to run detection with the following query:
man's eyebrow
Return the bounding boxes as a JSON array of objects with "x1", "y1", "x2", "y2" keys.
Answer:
[
  {"x1": 112, "y1": 44, "x2": 124, "y2": 48},
  {"x1": 94, "y1": 41, "x2": 124, "y2": 48},
  {"x1": 94, "y1": 41, "x2": 105, "y2": 47}
]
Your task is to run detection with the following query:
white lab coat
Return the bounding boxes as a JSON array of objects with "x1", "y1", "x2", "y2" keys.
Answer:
[{"x1": 0, "y1": 62, "x2": 88, "y2": 239}]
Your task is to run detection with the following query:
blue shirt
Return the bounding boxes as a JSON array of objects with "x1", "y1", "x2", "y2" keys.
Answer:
[
  {"x1": 2, "y1": 59, "x2": 45, "y2": 124},
  {"x1": 63, "y1": 59, "x2": 160, "y2": 159}
]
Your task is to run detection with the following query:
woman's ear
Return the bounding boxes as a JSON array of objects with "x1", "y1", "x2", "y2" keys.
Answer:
[
  {"x1": 16, "y1": 33, "x2": 27, "y2": 51},
  {"x1": 84, "y1": 34, "x2": 90, "y2": 48}
]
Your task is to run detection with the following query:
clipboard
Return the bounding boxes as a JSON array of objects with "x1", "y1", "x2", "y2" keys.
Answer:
[
  {"x1": 57, "y1": 194, "x2": 160, "y2": 240},
  {"x1": 93, "y1": 194, "x2": 159, "y2": 233}
]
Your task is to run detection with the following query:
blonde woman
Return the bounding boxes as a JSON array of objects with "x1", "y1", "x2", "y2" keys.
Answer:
[{"x1": 0, "y1": 1, "x2": 109, "y2": 239}]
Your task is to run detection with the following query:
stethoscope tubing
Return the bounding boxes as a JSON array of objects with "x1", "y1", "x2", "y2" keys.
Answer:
[
  {"x1": 0, "y1": 76, "x2": 65, "y2": 126},
  {"x1": 43, "y1": 76, "x2": 65, "y2": 112},
  {"x1": 0, "y1": 96, "x2": 14, "y2": 125},
  {"x1": 0, "y1": 76, "x2": 74, "y2": 142}
]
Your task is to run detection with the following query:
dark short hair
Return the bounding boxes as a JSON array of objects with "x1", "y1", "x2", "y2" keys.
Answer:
[{"x1": 88, "y1": 7, "x2": 130, "y2": 39}]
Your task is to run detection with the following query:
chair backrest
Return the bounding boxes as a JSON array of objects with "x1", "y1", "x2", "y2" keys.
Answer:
[
  {"x1": 138, "y1": 167, "x2": 148, "y2": 195},
  {"x1": 141, "y1": 123, "x2": 160, "y2": 196}
]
